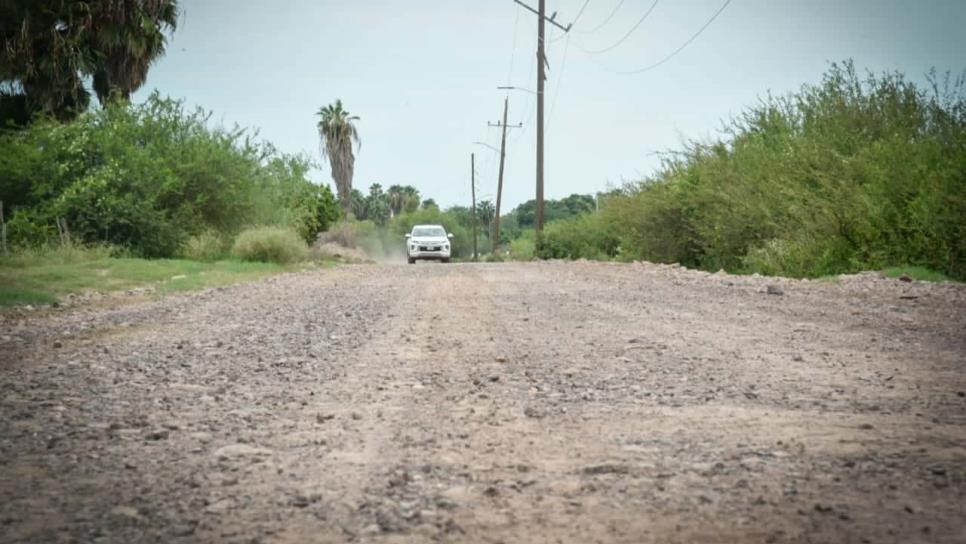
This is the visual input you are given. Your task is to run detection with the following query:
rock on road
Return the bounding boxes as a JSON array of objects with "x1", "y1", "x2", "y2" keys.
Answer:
[{"x1": 1, "y1": 261, "x2": 965, "y2": 543}]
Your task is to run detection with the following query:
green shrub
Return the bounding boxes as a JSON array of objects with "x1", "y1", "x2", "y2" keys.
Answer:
[
  {"x1": 254, "y1": 156, "x2": 341, "y2": 243},
  {"x1": 4, "y1": 208, "x2": 57, "y2": 248},
  {"x1": 537, "y1": 213, "x2": 619, "y2": 260},
  {"x1": 594, "y1": 62, "x2": 966, "y2": 279},
  {"x1": 509, "y1": 233, "x2": 535, "y2": 260},
  {"x1": 180, "y1": 231, "x2": 228, "y2": 262},
  {"x1": 740, "y1": 237, "x2": 857, "y2": 278},
  {"x1": 232, "y1": 226, "x2": 308, "y2": 264},
  {"x1": 0, "y1": 93, "x2": 335, "y2": 257}
]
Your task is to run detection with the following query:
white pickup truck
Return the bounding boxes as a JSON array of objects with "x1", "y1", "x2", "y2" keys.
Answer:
[{"x1": 405, "y1": 224, "x2": 453, "y2": 264}]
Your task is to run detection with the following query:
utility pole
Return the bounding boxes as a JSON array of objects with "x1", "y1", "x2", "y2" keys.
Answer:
[
  {"x1": 536, "y1": 0, "x2": 546, "y2": 234},
  {"x1": 471, "y1": 153, "x2": 478, "y2": 261},
  {"x1": 513, "y1": 0, "x2": 572, "y2": 235},
  {"x1": 487, "y1": 97, "x2": 522, "y2": 254}
]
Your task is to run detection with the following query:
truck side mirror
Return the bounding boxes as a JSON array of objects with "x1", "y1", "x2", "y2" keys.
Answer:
[
  {"x1": 405, "y1": 233, "x2": 411, "y2": 239},
  {"x1": 447, "y1": 233, "x2": 454, "y2": 239}
]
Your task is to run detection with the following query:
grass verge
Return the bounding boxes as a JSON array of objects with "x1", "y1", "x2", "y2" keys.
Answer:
[
  {"x1": 882, "y1": 266, "x2": 954, "y2": 283},
  {"x1": 0, "y1": 252, "x2": 331, "y2": 308}
]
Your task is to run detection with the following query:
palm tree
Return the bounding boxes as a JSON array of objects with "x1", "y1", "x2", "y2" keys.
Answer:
[
  {"x1": 386, "y1": 184, "x2": 405, "y2": 218},
  {"x1": 349, "y1": 188, "x2": 366, "y2": 220},
  {"x1": 89, "y1": 0, "x2": 180, "y2": 104},
  {"x1": 477, "y1": 199, "x2": 495, "y2": 236},
  {"x1": 365, "y1": 184, "x2": 390, "y2": 226},
  {"x1": 1, "y1": 0, "x2": 179, "y2": 123},
  {"x1": 401, "y1": 185, "x2": 421, "y2": 214},
  {"x1": 316, "y1": 99, "x2": 360, "y2": 219}
]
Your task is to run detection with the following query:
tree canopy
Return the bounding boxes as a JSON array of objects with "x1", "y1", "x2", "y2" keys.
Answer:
[{"x1": 0, "y1": 0, "x2": 179, "y2": 125}]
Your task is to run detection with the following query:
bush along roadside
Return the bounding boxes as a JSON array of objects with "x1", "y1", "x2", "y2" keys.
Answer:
[
  {"x1": 0, "y1": 93, "x2": 340, "y2": 258},
  {"x1": 232, "y1": 226, "x2": 309, "y2": 264},
  {"x1": 534, "y1": 63, "x2": 966, "y2": 280}
]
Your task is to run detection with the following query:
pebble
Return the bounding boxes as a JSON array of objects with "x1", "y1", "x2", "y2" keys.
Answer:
[
  {"x1": 523, "y1": 406, "x2": 545, "y2": 419},
  {"x1": 213, "y1": 444, "x2": 272, "y2": 459},
  {"x1": 145, "y1": 429, "x2": 169, "y2": 441},
  {"x1": 582, "y1": 464, "x2": 630, "y2": 475},
  {"x1": 110, "y1": 506, "x2": 140, "y2": 519}
]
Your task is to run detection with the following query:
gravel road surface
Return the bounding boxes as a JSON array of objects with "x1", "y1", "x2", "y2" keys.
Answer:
[{"x1": 1, "y1": 261, "x2": 964, "y2": 543}]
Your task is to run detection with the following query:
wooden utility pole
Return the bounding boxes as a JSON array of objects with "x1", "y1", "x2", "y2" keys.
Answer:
[
  {"x1": 471, "y1": 153, "x2": 478, "y2": 261},
  {"x1": 536, "y1": 0, "x2": 546, "y2": 233},
  {"x1": 488, "y1": 98, "x2": 521, "y2": 254},
  {"x1": 513, "y1": 0, "x2": 572, "y2": 235}
]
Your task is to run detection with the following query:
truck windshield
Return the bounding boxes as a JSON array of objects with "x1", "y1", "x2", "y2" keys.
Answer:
[{"x1": 412, "y1": 227, "x2": 446, "y2": 237}]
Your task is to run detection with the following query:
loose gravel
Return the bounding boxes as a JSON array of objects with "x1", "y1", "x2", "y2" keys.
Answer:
[{"x1": 1, "y1": 261, "x2": 964, "y2": 543}]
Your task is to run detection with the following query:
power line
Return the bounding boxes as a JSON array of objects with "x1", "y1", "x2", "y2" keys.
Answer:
[
  {"x1": 504, "y1": 89, "x2": 536, "y2": 189},
  {"x1": 506, "y1": 32, "x2": 539, "y2": 153},
  {"x1": 547, "y1": 33, "x2": 572, "y2": 130},
  {"x1": 577, "y1": 0, "x2": 625, "y2": 35},
  {"x1": 570, "y1": 0, "x2": 592, "y2": 25},
  {"x1": 507, "y1": 3, "x2": 521, "y2": 85},
  {"x1": 500, "y1": 1, "x2": 541, "y2": 211},
  {"x1": 577, "y1": 0, "x2": 659, "y2": 54},
  {"x1": 550, "y1": 0, "x2": 591, "y2": 42},
  {"x1": 610, "y1": 0, "x2": 732, "y2": 75}
]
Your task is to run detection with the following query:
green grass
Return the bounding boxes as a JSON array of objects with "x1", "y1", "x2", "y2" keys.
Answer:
[
  {"x1": 882, "y1": 266, "x2": 954, "y2": 283},
  {"x1": 0, "y1": 248, "x2": 332, "y2": 307},
  {"x1": 0, "y1": 288, "x2": 58, "y2": 307}
]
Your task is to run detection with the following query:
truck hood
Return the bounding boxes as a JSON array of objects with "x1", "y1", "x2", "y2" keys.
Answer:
[{"x1": 411, "y1": 237, "x2": 449, "y2": 244}]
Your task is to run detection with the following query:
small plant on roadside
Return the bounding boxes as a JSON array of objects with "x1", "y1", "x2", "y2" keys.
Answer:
[
  {"x1": 180, "y1": 231, "x2": 228, "y2": 262},
  {"x1": 508, "y1": 233, "x2": 535, "y2": 261},
  {"x1": 232, "y1": 226, "x2": 308, "y2": 264}
]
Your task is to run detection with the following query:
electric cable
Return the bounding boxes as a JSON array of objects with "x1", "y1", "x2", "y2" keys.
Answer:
[
  {"x1": 507, "y1": 3, "x2": 521, "y2": 85},
  {"x1": 550, "y1": 0, "x2": 591, "y2": 42},
  {"x1": 576, "y1": 0, "x2": 658, "y2": 54},
  {"x1": 577, "y1": 0, "x2": 626, "y2": 35},
  {"x1": 547, "y1": 33, "x2": 572, "y2": 130},
  {"x1": 609, "y1": 0, "x2": 732, "y2": 74}
]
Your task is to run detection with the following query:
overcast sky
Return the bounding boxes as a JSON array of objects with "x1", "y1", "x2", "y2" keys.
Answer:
[{"x1": 132, "y1": 0, "x2": 966, "y2": 210}]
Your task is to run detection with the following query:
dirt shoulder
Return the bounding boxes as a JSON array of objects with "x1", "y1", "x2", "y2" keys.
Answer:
[{"x1": 1, "y1": 261, "x2": 964, "y2": 543}]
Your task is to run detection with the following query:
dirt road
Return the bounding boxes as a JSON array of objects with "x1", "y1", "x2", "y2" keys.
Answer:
[{"x1": 1, "y1": 261, "x2": 964, "y2": 543}]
